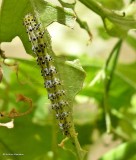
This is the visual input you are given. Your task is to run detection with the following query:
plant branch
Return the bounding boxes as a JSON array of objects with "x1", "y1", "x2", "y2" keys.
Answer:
[{"x1": 70, "y1": 129, "x2": 87, "y2": 160}]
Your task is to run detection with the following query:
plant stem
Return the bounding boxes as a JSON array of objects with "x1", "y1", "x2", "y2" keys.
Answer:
[
  {"x1": 52, "y1": 114, "x2": 58, "y2": 160},
  {"x1": 58, "y1": 122, "x2": 86, "y2": 160},
  {"x1": 72, "y1": 137, "x2": 86, "y2": 160},
  {"x1": 70, "y1": 125, "x2": 87, "y2": 160},
  {"x1": 78, "y1": 0, "x2": 105, "y2": 16},
  {"x1": 78, "y1": 0, "x2": 136, "y2": 28},
  {"x1": 103, "y1": 39, "x2": 123, "y2": 133}
]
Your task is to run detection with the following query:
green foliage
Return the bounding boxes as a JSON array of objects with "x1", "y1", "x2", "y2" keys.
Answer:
[
  {"x1": 0, "y1": 0, "x2": 136, "y2": 160},
  {"x1": 100, "y1": 141, "x2": 136, "y2": 160},
  {"x1": 80, "y1": 59, "x2": 136, "y2": 108},
  {"x1": 79, "y1": 0, "x2": 136, "y2": 37}
]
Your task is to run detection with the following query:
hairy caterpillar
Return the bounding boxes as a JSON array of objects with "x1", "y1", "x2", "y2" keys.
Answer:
[{"x1": 23, "y1": 14, "x2": 71, "y2": 136}]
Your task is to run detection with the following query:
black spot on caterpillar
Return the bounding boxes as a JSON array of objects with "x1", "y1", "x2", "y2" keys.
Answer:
[
  {"x1": 23, "y1": 13, "x2": 71, "y2": 136},
  {"x1": 59, "y1": 122, "x2": 71, "y2": 130},
  {"x1": 41, "y1": 66, "x2": 57, "y2": 77},
  {"x1": 44, "y1": 78, "x2": 61, "y2": 88},
  {"x1": 56, "y1": 112, "x2": 69, "y2": 120},
  {"x1": 48, "y1": 90, "x2": 65, "y2": 101},
  {"x1": 51, "y1": 101, "x2": 68, "y2": 110}
]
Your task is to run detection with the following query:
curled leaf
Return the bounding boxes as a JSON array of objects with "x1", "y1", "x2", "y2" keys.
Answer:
[
  {"x1": 31, "y1": 0, "x2": 76, "y2": 28},
  {"x1": 16, "y1": 94, "x2": 32, "y2": 105},
  {"x1": 58, "y1": 0, "x2": 93, "y2": 41},
  {"x1": 8, "y1": 108, "x2": 20, "y2": 118}
]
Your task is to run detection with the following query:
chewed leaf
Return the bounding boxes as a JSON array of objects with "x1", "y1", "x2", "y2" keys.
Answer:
[
  {"x1": 58, "y1": 0, "x2": 93, "y2": 41},
  {"x1": 31, "y1": 0, "x2": 76, "y2": 28}
]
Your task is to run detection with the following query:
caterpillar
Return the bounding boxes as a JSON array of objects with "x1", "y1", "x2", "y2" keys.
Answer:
[{"x1": 23, "y1": 14, "x2": 71, "y2": 136}]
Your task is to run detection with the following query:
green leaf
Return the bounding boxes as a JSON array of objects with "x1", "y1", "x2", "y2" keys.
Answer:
[
  {"x1": 30, "y1": 0, "x2": 75, "y2": 28},
  {"x1": 79, "y1": 58, "x2": 136, "y2": 108},
  {"x1": 58, "y1": 58, "x2": 86, "y2": 102},
  {"x1": 97, "y1": 0, "x2": 124, "y2": 10},
  {"x1": 56, "y1": 0, "x2": 93, "y2": 41},
  {"x1": 0, "y1": 116, "x2": 52, "y2": 160}
]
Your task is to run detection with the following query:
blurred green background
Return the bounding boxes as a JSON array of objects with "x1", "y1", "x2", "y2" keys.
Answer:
[{"x1": 0, "y1": 0, "x2": 136, "y2": 160}]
